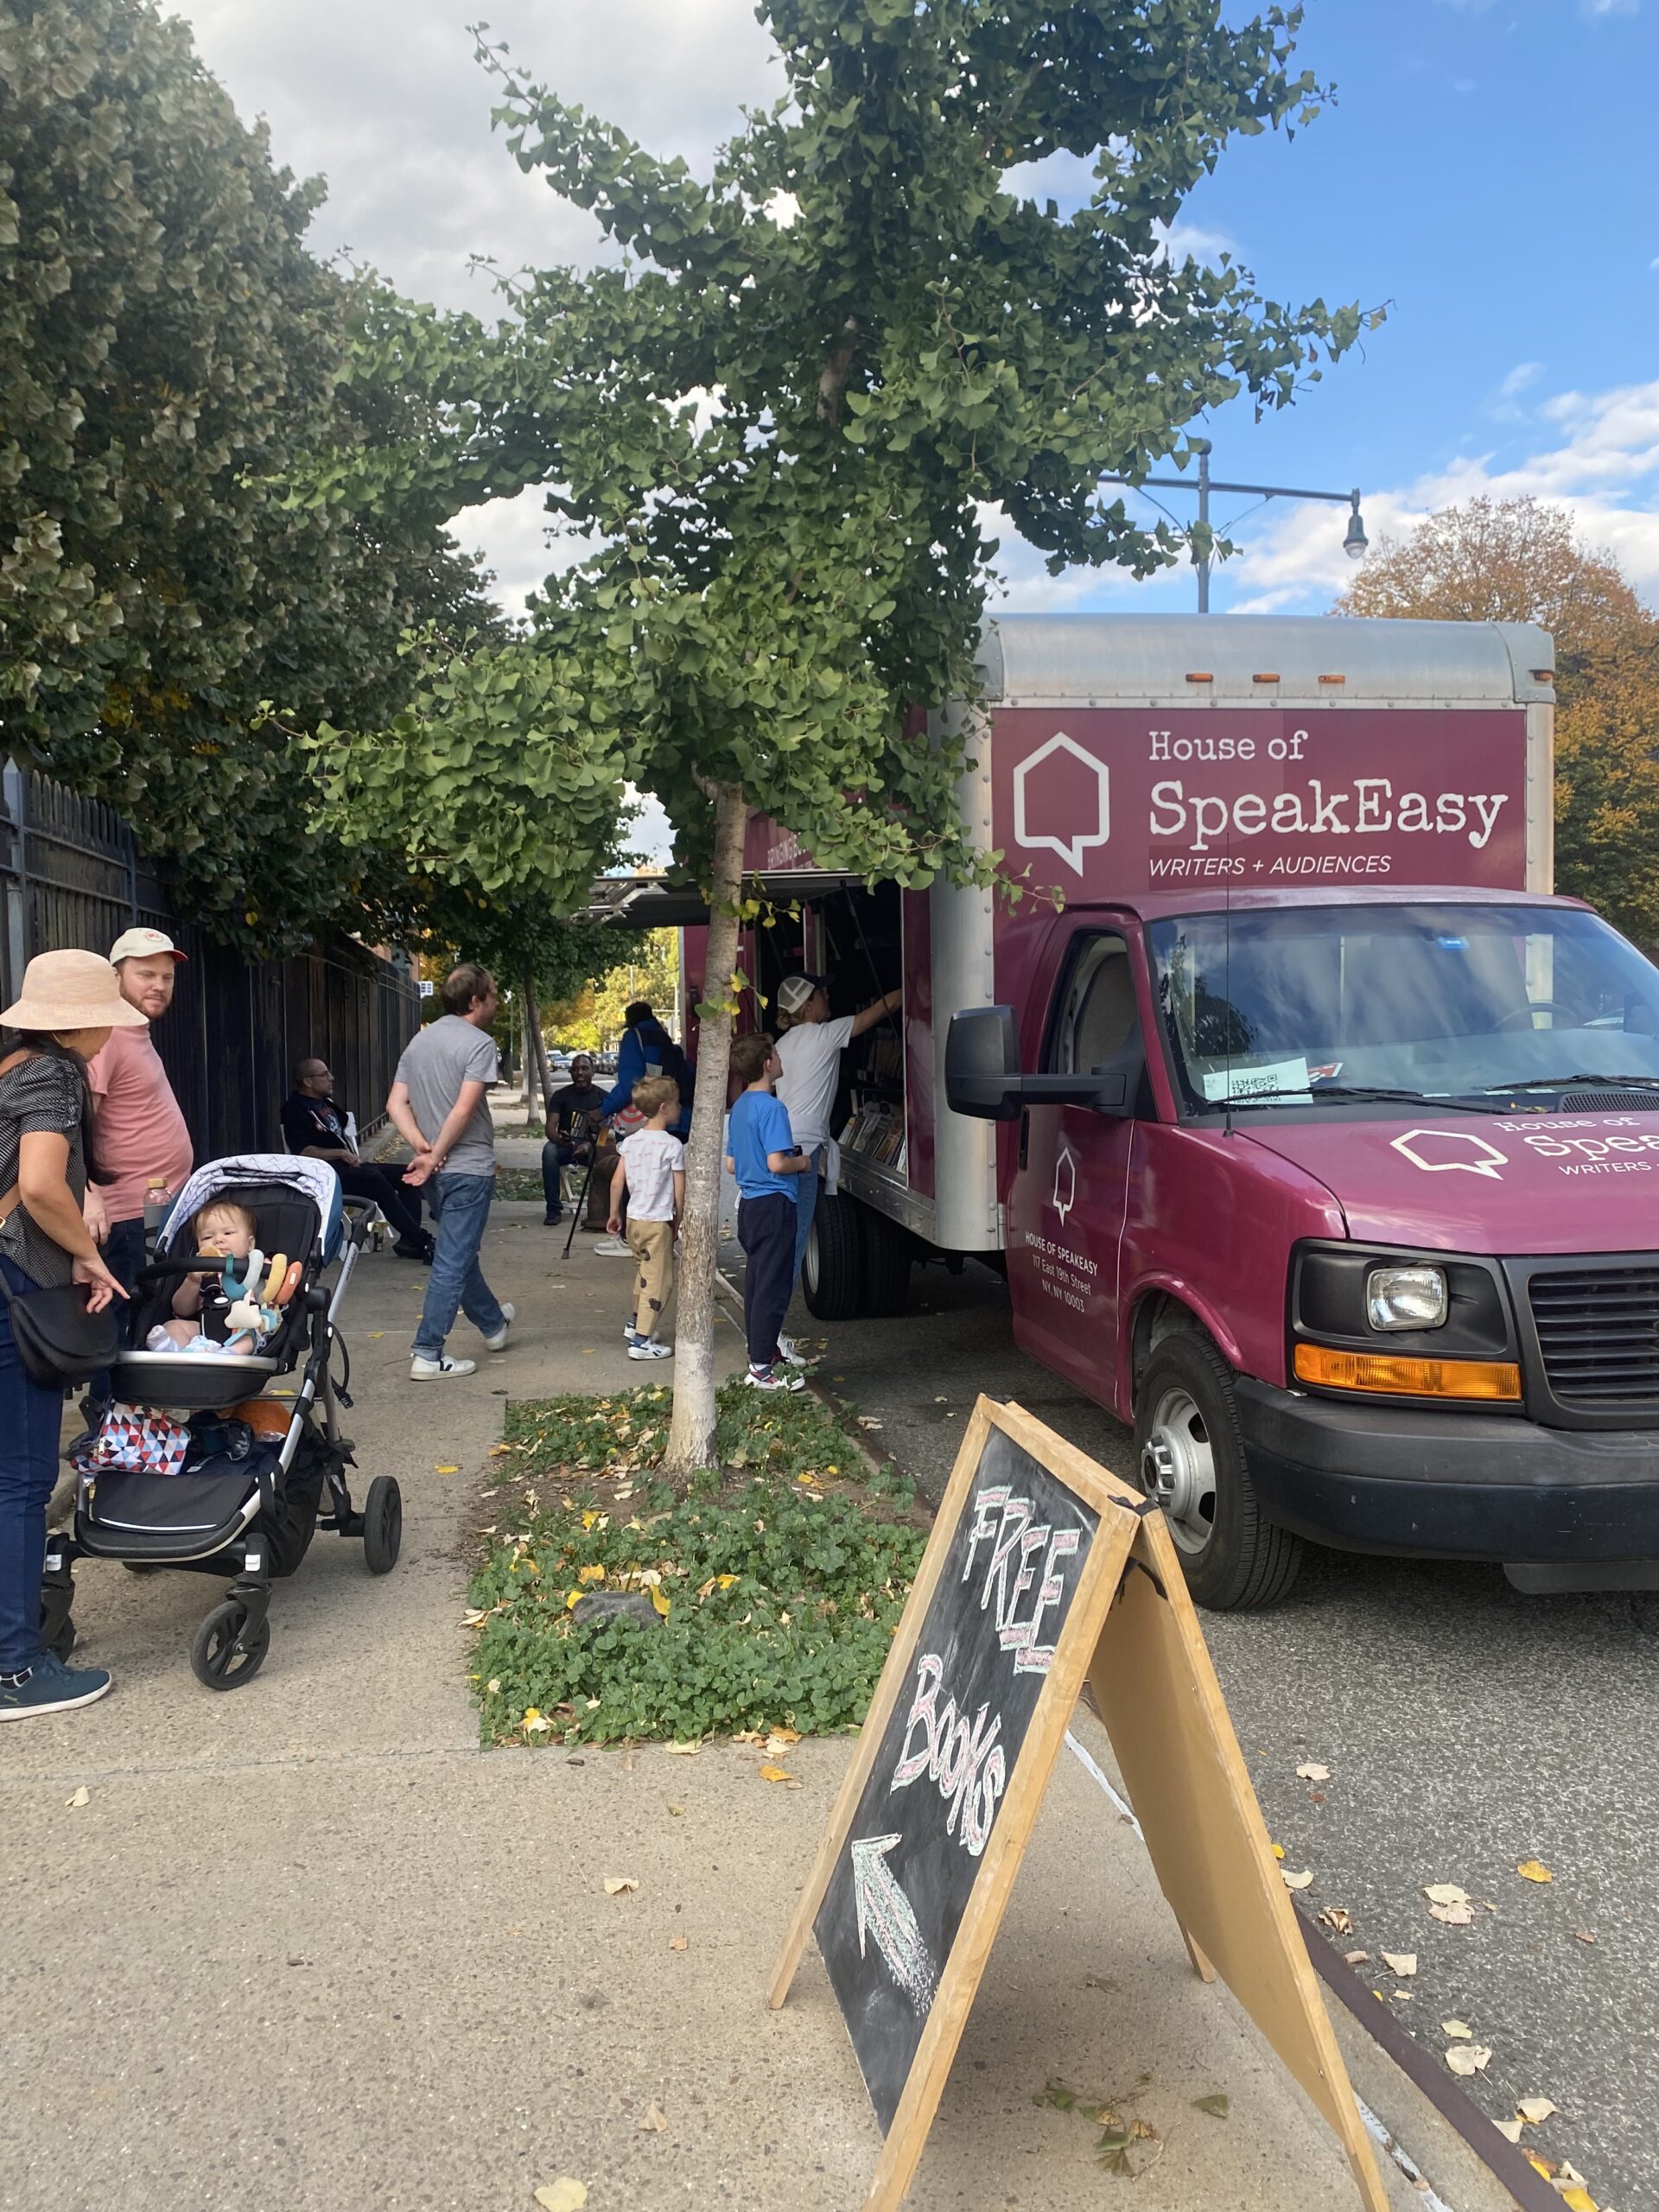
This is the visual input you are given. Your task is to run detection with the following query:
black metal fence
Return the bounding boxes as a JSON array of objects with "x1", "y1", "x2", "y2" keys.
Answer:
[{"x1": 0, "y1": 762, "x2": 418, "y2": 1159}]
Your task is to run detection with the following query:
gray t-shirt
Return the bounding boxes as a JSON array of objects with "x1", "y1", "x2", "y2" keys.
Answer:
[{"x1": 394, "y1": 1016, "x2": 499, "y2": 1177}]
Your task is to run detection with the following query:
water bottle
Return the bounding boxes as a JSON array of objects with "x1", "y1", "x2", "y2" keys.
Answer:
[{"x1": 143, "y1": 1178, "x2": 174, "y2": 1249}]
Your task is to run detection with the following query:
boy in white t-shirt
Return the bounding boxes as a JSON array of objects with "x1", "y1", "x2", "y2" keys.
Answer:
[{"x1": 607, "y1": 1077, "x2": 686, "y2": 1359}]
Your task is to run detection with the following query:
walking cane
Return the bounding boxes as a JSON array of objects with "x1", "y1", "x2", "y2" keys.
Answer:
[{"x1": 563, "y1": 1152, "x2": 596, "y2": 1259}]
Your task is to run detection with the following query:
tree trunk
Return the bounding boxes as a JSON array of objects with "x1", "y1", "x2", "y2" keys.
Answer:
[
  {"x1": 664, "y1": 779, "x2": 747, "y2": 1477},
  {"x1": 522, "y1": 974, "x2": 553, "y2": 1126}
]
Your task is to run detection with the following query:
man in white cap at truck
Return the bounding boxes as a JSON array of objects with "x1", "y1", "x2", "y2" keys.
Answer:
[
  {"x1": 83, "y1": 927, "x2": 194, "y2": 1292},
  {"x1": 773, "y1": 972, "x2": 900, "y2": 1351}
]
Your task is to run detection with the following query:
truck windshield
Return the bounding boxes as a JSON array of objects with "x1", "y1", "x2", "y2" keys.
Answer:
[{"x1": 1148, "y1": 904, "x2": 1659, "y2": 1116}]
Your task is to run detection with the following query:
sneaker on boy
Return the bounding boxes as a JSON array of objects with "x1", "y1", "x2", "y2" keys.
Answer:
[
  {"x1": 628, "y1": 1338, "x2": 674, "y2": 1361},
  {"x1": 0, "y1": 1653, "x2": 113, "y2": 1722},
  {"x1": 744, "y1": 1363, "x2": 805, "y2": 1394}
]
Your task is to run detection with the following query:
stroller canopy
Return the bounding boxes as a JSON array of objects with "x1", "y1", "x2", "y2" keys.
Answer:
[{"x1": 162, "y1": 1154, "x2": 344, "y2": 1262}]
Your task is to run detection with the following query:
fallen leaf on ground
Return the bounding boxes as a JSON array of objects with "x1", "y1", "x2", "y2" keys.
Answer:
[
  {"x1": 1573, "y1": 1928, "x2": 1597, "y2": 1943},
  {"x1": 638, "y1": 2102, "x2": 668, "y2": 2133},
  {"x1": 1424, "y1": 1883, "x2": 1470, "y2": 1906},
  {"x1": 1496, "y1": 2118, "x2": 1524, "y2": 2143},
  {"x1": 522, "y1": 1709, "x2": 551, "y2": 1733},
  {"x1": 1445, "y1": 2044, "x2": 1492, "y2": 2076},
  {"x1": 668, "y1": 1804, "x2": 685, "y2": 1817},
  {"x1": 1516, "y1": 1859, "x2": 1554, "y2": 1884},
  {"x1": 767, "y1": 1726, "x2": 803, "y2": 1747},
  {"x1": 533, "y1": 2183, "x2": 588, "y2": 2212},
  {"x1": 1318, "y1": 1906, "x2": 1354, "y2": 1934},
  {"x1": 367, "y1": 1332, "x2": 385, "y2": 1340},
  {"x1": 650, "y1": 1586, "x2": 671, "y2": 1617},
  {"x1": 1281, "y1": 1868, "x2": 1314, "y2": 1891},
  {"x1": 65, "y1": 1786, "x2": 89, "y2": 1808},
  {"x1": 1431, "y1": 1900, "x2": 1476, "y2": 1926},
  {"x1": 488, "y1": 1442, "x2": 513, "y2": 1457},
  {"x1": 1296, "y1": 1762, "x2": 1332, "y2": 1782},
  {"x1": 1558, "y1": 2186, "x2": 1596, "y2": 2211},
  {"x1": 758, "y1": 1764, "x2": 795, "y2": 1783},
  {"x1": 1527, "y1": 2152, "x2": 1560, "y2": 2179},
  {"x1": 1442, "y1": 2019, "x2": 1472, "y2": 2039},
  {"x1": 434, "y1": 1464, "x2": 459, "y2": 1475},
  {"x1": 602, "y1": 1877, "x2": 638, "y2": 1896},
  {"x1": 1517, "y1": 2097, "x2": 1558, "y2": 2124},
  {"x1": 666, "y1": 1739, "x2": 702, "y2": 1756},
  {"x1": 1344, "y1": 1949, "x2": 1370, "y2": 1966},
  {"x1": 1271, "y1": 1842, "x2": 1286, "y2": 1860},
  {"x1": 668, "y1": 1935, "x2": 688, "y2": 1952},
  {"x1": 1381, "y1": 1951, "x2": 1417, "y2": 1977}
]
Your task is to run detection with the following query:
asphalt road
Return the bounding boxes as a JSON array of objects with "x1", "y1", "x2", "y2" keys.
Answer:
[{"x1": 783, "y1": 1255, "x2": 1659, "y2": 2212}]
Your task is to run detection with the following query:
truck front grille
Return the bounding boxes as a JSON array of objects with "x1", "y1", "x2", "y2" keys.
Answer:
[{"x1": 1529, "y1": 1265, "x2": 1659, "y2": 1408}]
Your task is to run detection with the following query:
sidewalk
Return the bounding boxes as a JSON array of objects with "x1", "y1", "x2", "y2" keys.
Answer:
[{"x1": 1, "y1": 1192, "x2": 1482, "y2": 2211}]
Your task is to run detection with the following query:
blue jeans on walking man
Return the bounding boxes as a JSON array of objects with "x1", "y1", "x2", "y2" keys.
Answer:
[
  {"x1": 411, "y1": 1173, "x2": 506, "y2": 1361},
  {"x1": 0, "y1": 1257, "x2": 73, "y2": 1675}
]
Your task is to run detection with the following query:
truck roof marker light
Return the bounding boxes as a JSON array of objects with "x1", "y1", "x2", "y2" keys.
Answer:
[
  {"x1": 1252, "y1": 673, "x2": 1280, "y2": 684},
  {"x1": 1294, "y1": 1343, "x2": 1522, "y2": 1402},
  {"x1": 1318, "y1": 674, "x2": 1346, "y2": 686},
  {"x1": 1185, "y1": 671, "x2": 1213, "y2": 683},
  {"x1": 1532, "y1": 669, "x2": 1554, "y2": 683}
]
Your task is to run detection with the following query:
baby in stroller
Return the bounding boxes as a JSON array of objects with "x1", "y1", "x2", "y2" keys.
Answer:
[{"x1": 42, "y1": 1154, "x2": 401, "y2": 1689}]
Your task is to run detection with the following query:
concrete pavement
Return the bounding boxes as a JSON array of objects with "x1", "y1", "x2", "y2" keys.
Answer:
[{"x1": 2, "y1": 1192, "x2": 1487, "y2": 2212}]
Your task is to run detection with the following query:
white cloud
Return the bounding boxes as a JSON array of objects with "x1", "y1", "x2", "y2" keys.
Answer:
[
  {"x1": 171, "y1": 0, "x2": 780, "y2": 312},
  {"x1": 1212, "y1": 377, "x2": 1659, "y2": 615}
]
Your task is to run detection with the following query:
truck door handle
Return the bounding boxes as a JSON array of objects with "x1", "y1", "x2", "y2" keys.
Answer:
[{"x1": 1018, "y1": 1108, "x2": 1030, "y2": 1170}]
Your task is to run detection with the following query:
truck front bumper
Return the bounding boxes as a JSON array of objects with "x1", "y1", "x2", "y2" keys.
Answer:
[{"x1": 1236, "y1": 1378, "x2": 1659, "y2": 1566}]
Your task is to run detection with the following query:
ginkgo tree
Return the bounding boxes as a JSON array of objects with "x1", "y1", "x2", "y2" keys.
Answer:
[{"x1": 327, "y1": 0, "x2": 1374, "y2": 1471}]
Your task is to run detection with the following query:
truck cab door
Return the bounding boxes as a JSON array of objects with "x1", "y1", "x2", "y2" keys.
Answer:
[{"x1": 1004, "y1": 925, "x2": 1147, "y2": 1409}]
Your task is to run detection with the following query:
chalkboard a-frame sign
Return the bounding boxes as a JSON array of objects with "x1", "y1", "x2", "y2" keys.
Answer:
[{"x1": 770, "y1": 1396, "x2": 1388, "y2": 2212}]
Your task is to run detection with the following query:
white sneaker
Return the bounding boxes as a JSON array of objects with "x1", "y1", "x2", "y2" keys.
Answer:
[
  {"x1": 744, "y1": 1365, "x2": 805, "y2": 1394},
  {"x1": 775, "y1": 1334, "x2": 810, "y2": 1369},
  {"x1": 481, "y1": 1302, "x2": 516, "y2": 1353},
  {"x1": 593, "y1": 1236, "x2": 632, "y2": 1257},
  {"x1": 410, "y1": 1353, "x2": 476, "y2": 1380},
  {"x1": 624, "y1": 1321, "x2": 637, "y2": 1340},
  {"x1": 627, "y1": 1338, "x2": 673, "y2": 1361}
]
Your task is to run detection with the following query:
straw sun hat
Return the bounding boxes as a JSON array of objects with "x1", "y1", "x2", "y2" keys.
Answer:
[{"x1": 1, "y1": 950, "x2": 150, "y2": 1034}]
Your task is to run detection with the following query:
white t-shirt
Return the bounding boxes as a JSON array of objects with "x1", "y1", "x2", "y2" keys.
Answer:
[
  {"x1": 775, "y1": 1015, "x2": 855, "y2": 1154},
  {"x1": 619, "y1": 1128, "x2": 684, "y2": 1221}
]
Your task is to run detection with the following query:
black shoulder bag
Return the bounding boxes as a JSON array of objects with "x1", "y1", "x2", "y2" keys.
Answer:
[{"x1": 0, "y1": 1106, "x2": 121, "y2": 1391}]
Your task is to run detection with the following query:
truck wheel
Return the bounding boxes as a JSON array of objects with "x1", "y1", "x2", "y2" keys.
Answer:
[
  {"x1": 861, "y1": 1207, "x2": 913, "y2": 1319},
  {"x1": 803, "y1": 1191, "x2": 864, "y2": 1321},
  {"x1": 1135, "y1": 1332, "x2": 1303, "y2": 1611}
]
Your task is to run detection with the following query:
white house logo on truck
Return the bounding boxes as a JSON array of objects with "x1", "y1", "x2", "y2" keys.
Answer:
[{"x1": 1012, "y1": 733, "x2": 1109, "y2": 876}]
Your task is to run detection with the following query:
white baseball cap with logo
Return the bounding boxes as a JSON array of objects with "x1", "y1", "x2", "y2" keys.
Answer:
[{"x1": 109, "y1": 926, "x2": 187, "y2": 965}]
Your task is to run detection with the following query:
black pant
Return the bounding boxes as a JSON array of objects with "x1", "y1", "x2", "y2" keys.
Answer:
[
  {"x1": 337, "y1": 1163, "x2": 426, "y2": 1247},
  {"x1": 738, "y1": 1192, "x2": 797, "y2": 1369}
]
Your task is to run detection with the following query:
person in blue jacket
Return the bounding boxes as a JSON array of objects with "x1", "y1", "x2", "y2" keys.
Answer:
[{"x1": 599, "y1": 1003, "x2": 692, "y2": 1135}]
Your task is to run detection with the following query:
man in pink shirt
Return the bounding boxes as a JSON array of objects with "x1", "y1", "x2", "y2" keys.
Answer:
[{"x1": 84, "y1": 927, "x2": 194, "y2": 1291}]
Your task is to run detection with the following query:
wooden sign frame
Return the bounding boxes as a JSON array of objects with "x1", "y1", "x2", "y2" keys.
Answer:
[{"x1": 770, "y1": 1395, "x2": 1387, "y2": 2212}]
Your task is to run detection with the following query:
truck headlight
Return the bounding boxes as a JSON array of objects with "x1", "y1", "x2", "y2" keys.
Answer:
[{"x1": 1365, "y1": 1265, "x2": 1448, "y2": 1332}]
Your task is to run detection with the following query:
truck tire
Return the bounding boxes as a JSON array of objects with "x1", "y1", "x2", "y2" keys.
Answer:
[
  {"x1": 861, "y1": 1206, "x2": 913, "y2": 1319},
  {"x1": 1134, "y1": 1330, "x2": 1303, "y2": 1611},
  {"x1": 803, "y1": 1190, "x2": 864, "y2": 1321}
]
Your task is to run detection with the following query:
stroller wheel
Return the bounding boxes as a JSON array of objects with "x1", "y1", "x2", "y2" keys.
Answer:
[
  {"x1": 362, "y1": 1477, "x2": 402, "y2": 1576},
  {"x1": 122, "y1": 1562, "x2": 162, "y2": 1575},
  {"x1": 190, "y1": 1599, "x2": 270, "y2": 1691}
]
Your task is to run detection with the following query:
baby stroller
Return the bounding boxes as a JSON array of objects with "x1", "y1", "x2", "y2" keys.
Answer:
[{"x1": 40, "y1": 1154, "x2": 401, "y2": 1690}]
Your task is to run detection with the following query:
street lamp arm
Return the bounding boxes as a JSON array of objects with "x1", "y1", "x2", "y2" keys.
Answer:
[
  {"x1": 1099, "y1": 474, "x2": 1357, "y2": 505},
  {"x1": 1096, "y1": 455, "x2": 1367, "y2": 612}
]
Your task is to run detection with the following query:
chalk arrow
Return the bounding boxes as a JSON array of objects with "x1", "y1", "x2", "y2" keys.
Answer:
[{"x1": 851, "y1": 1833, "x2": 936, "y2": 2013}]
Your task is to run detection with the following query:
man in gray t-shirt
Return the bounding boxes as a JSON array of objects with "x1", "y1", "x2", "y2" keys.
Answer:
[{"x1": 388, "y1": 963, "x2": 514, "y2": 1379}]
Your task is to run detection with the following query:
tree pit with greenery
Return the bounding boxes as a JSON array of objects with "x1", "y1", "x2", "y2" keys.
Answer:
[{"x1": 467, "y1": 1378, "x2": 926, "y2": 1749}]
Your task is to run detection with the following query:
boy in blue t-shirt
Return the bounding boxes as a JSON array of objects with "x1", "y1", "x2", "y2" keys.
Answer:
[{"x1": 725, "y1": 1032, "x2": 814, "y2": 1392}]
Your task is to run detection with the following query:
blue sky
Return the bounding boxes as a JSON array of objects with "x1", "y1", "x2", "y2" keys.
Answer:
[{"x1": 180, "y1": 0, "x2": 1659, "y2": 628}]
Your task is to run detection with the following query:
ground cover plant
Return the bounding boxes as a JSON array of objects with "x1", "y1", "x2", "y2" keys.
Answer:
[{"x1": 467, "y1": 1380, "x2": 925, "y2": 1747}]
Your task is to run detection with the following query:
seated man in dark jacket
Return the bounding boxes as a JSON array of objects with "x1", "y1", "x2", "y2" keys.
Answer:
[
  {"x1": 282, "y1": 1057, "x2": 434, "y2": 1261},
  {"x1": 542, "y1": 1052, "x2": 607, "y2": 1224}
]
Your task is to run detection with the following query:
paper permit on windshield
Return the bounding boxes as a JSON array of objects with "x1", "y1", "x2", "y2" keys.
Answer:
[{"x1": 1200, "y1": 1055, "x2": 1313, "y2": 1104}]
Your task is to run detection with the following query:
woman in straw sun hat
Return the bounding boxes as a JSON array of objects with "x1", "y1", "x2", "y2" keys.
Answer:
[{"x1": 0, "y1": 951, "x2": 143, "y2": 1724}]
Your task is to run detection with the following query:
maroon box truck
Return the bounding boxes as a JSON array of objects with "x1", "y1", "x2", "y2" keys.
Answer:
[{"x1": 683, "y1": 612, "x2": 1659, "y2": 1607}]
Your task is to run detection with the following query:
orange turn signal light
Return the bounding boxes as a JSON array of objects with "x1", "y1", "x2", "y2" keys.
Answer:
[{"x1": 1294, "y1": 1343, "x2": 1522, "y2": 1401}]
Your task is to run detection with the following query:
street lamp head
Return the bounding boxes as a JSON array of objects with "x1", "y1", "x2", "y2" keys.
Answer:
[{"x1": 1343, "y1": 499, "x2": 1368, "y2": 560}]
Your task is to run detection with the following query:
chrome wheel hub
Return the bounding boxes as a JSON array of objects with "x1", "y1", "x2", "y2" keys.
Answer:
[{"x1": 1140, "y1": 1387, "x2": 1217, "y2": 1555}]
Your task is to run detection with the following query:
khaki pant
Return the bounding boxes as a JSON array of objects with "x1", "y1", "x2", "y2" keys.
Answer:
[{"x1": 627, "y1": 1217, "x2": 675, "y2": 1340}]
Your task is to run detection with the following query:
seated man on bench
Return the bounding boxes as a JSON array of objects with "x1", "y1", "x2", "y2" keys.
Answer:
[{"x1": 281, "y1": 1056, "x2": 435, "y2": 1262}]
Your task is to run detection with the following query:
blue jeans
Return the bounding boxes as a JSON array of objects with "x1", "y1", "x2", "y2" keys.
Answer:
[
  {"x1": 792, "y1": 1147, "x2": 823, "y2": 1282},
  {"x1": 412, "y1": 1173, "x2": 505, "y2": 1359},
  {"x1": 540, "y1": 1140, "x2": 582, "y2": 1220},
  {"x1": 0, "y1": 1257, "x2": 70, "y2": 1675}
]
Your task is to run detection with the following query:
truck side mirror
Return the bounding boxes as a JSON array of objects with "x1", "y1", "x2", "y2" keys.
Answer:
[{"x1": 945, "y1": 1007, "x2": 1025, "y2": 1121}]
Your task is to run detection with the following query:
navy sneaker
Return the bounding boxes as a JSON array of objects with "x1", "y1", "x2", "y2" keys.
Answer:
[{"x1": 0, "y1": 1653, "x2": 113, "y2": 1722}]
